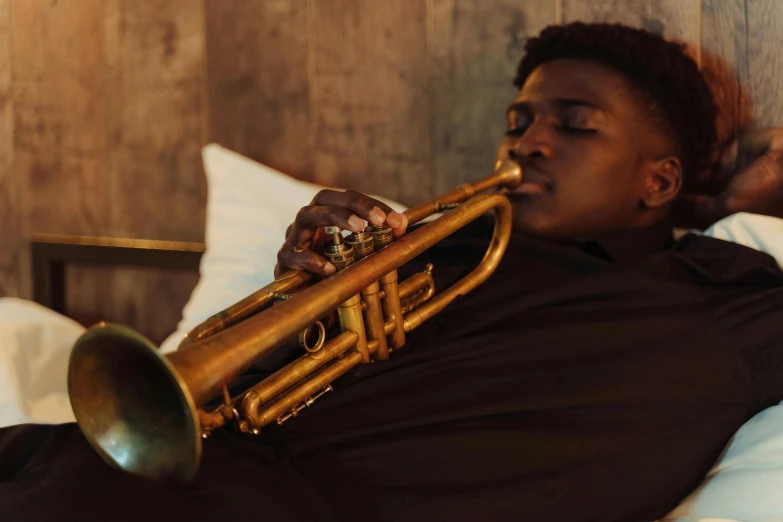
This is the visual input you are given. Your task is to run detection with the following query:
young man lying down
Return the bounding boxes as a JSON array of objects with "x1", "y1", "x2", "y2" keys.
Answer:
[{"x1": 3, "y1": 22, "x2": 783, "y2": 522}]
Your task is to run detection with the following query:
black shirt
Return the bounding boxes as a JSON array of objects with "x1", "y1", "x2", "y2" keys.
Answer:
[
  {"x1": 2, "y1": 217, "x2": 783, "y2": 522},
  {"x1": 271, "y1": 217, "x2": 783, "y2": 521}
]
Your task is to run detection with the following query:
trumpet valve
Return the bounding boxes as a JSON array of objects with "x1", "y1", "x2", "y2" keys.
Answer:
[
  {"x1": 345, "y1": 228, "x2": 374, "y2": 259},
  {"x1": 322, "y1": 226, "x2": 355, "y2": 270},
  {"x1": 324, "y1": 225, "x2": 343, "y2": 244},
  {"x1": 369, "y1": 225, "x2": 393, "y2": 249}
]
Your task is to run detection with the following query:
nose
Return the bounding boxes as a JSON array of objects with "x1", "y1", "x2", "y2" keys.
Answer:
[{"x1": 507, "y1": 120, "x2": 553, "y2": 162}]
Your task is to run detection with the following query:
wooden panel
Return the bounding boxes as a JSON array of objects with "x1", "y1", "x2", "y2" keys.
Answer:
[
  {"x1": 12, "y1": 0, "x2": 109, "y2": 235},
  {"x1": 0, "y1": 0, "x2": 21, "y2": 297},
  {"x1": 561, "y1": 0, "x2": 700, "y2": 43},
  {"x1": 701, "y1": 0, "x2": 747, "y2": 84},
  {"x1": 430, "y1": 0, "x2": 557, "y2": 196},
  {"x1": 310, "y1": 0, "x2": 431, "y2": 204},
  {"x1": 103, "y1": 0, "x2": 208, "y2": 343},
  {"x1": 746, "y1": 0, "x2": 783, "y2": 128},
  {"x1": 65, "y1": 266, "x2": 200, "y2": 345},
  {"x1": 104, "y1": 0, "x2": 207, "y2": 241},
  {"x1": 11, "y1": 0, "x2": 112, "y2": 315},
  {"x1": 205, "y1": 0, "x2": 313, "y2": 182},
  {"x1": 701, "y1": 0, "x2": 753, "y2": 146}
]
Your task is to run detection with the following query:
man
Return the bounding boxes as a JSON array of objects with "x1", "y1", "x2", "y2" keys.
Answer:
[
  {"x1": 272, "y1": 22, "x2": 783, "y2": 521},
  {"x1": 2, "y1": 22, "x2": 783, "y2": 522}
]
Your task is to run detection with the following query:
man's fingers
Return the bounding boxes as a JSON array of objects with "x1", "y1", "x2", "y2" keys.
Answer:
[
  {"x1": 277, "y1": 248, "x2": 336, "y2": 277},
  {"x1": 714, "y1": 128, "x2": 783, "y2": 188},
  {"x1": 276, "y1": 224, "x2": 334, "y2": 276},
  {"x1": 391, "y1": 212, "x2": 409, "y2": 239},
  {"x1": 311, "y1": 189, "x2": 404, "y2": 229},
  {"x1": 286, "y1": 224, "x2": 317, "y2": 252},
  {"x1": 723, "y1": 152, "x2": 783, "y2": 213},
  {"x1": 279, "y1": 190, "x2": 411, "y2": 277},
  {"x1": 675, "y1": 150, "x2": 783, "y2": 228},
  {"x1": 296, "y1": 203, "x2": 407, "y2": 237},
  {"x1": 296, "y1": 205, "x2": 368, "y2": 233}
]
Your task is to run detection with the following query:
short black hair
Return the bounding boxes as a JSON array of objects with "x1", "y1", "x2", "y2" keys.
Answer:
[{"x1": 514, "y1": 22, "x2": 718, "y2": 185}]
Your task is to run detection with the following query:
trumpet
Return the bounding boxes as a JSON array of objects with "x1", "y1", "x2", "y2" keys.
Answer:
[{"x1": 67, "y1": 159, "x2": 523, "y2": 481}]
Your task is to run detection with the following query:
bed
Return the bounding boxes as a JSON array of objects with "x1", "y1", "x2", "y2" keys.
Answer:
[{"x1": 2, "y1": 144, "x2": 783, "y2": 522}]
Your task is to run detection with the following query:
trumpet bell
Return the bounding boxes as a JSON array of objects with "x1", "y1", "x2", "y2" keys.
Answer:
[{"x1": 68, "y1": 323, "x2": 201, "y2": 480}]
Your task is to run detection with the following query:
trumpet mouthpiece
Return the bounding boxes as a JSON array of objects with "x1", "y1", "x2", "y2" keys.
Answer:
[{"x1": 494, "y1": 159, "x2": 523, "y2": 189}]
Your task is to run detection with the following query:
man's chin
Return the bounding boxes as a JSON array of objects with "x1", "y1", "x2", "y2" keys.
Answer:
[{"x1": 508, "y1": 197, "x2": 560, "y2": 238}]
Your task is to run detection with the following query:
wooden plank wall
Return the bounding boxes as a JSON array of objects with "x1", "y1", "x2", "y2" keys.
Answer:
[
  {"x1": 307, "y1": 0, "x2": 431, "y2": 204},
  {"x1": 0, "y1": 0, "x2": 781, "y2": 343},
  {"x1": 745, "y1": 1, "x2": 783, "y2": 128},
  {"x1": 6, "y1": 0, "x2": 206, "y2": 342},
  {"x1": 430, "y1": 0, "x2": 557, "y2": 195},
  {"x1": 204, "y1": 0, "x2": 314, "y2": 184},
  {"x1": 12, "y1": 0, "x2": 113, "y2": 329},
  {"x1": 0, "y1": 0, "x2": 19, "y2": 299}
]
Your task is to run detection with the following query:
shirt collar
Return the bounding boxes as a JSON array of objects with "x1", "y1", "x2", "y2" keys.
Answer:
[{"x1": 560, "y1": 218, "x2": 675, "y2": 264}]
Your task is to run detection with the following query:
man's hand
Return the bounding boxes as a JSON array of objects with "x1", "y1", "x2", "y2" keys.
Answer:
[
  {"x1": 274, "y1": 190, "x2": 408, "y2": 278},
  {"x1": 674, "y1": 128, "x2": 783, "y2": 229}
]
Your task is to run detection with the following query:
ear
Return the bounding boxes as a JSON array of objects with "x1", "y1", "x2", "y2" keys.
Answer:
[{"x1": 641, "y1": 157, "x2": 683, "y2": 209}]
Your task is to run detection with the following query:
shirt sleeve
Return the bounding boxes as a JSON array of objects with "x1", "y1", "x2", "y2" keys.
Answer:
[{"x1": 676, "y1": 234, "x2": 783, "y2": 410}]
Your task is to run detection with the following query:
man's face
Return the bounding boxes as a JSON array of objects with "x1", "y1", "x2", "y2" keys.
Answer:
[{"x1": 497, "y1": 59, "x2": 671, "y2": 239}]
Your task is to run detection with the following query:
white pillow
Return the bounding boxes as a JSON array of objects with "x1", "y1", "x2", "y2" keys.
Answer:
[
  {"x1": 703, "y1": 212, "x2": 783, "y2": 269},
  {"x1": 159, "y1": 144, "x2": 406, "y2": 353},
  {"x1": 0, "y1": 297, "x2": 84, "y2": 427},
  {"x1": 663, "y1": 405, "x2": 783, "y2": 521}
]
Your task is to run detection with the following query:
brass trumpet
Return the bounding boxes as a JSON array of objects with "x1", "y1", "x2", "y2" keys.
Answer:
[{"x1": 67, "y1": 159, "x2": 522, "y2": 481}]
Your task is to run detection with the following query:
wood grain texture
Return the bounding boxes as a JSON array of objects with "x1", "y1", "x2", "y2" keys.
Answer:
[
  {"x1": 65, "y1": 265, "x2": 200, "y2": 345},
  {"x1": 12, "y1": 0, "x2": 109, "y2": 235},
  {"x1": 746, "y1": 0, "x2": 783, "y2": 128},
  {"x1": 103, "y1": 0, "x2": 208, "y2": 343},
  {"x1": 429, "y1": 0, "x2": 557, "y2": 195},
  {"x1": 562, "y1": 0, "x2": 700, "y2": 43},
  {"x1": 701, "y1": 0, "x2": 754, "y2": 146},
  {"x1": 0, "y1": 0, "x2": 22, "y2": 297},
  {"x1": 104, "y1": 0, "x2": 207, "y2": 241},
  {"x1": 310, "y1": 0, "x2": 431, "y2": 204},
  {"x1": 205, "y1": 0, "x2": 313, "y2": 182},
  {"x1": 11, "y1": 0, "x2": 113, "y2": 318},
  {"x1": 701, "y1": 0, "x2": 747, "y2": 78}
]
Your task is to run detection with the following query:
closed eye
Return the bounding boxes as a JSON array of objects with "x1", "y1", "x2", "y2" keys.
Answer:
[
  {"x1": 559, "y1": 125, "x2": 597, "y2": 135},
  {"x1": 505, "y1": 124, "x2": 596, "y2": 137}
]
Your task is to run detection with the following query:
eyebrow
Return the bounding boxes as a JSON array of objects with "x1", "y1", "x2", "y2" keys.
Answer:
[{"x1": 506, "y1": 98, "x2": 602, "y2": 114}]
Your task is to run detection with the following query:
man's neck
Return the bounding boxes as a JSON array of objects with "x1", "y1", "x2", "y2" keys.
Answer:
[{"x1": 563, "y1": 217, "x2": 675, "y2": 263}]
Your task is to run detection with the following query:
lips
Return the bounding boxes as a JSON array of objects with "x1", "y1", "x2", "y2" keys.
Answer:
[
  {"x1": 511, "y1": 171, "x2": 553, "y2": 195},
  {"x1": 514, "y1": 181, "x2": 549, "y2": 195}
]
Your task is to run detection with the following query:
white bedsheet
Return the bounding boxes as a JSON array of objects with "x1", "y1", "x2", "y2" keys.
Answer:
[{"x1": 0, "y1": 297, "x2": 83, "y2": 426}]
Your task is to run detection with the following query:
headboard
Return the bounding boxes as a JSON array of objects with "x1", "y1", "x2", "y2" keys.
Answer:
[{"x1": 30, "y1": 234, "x2": 205, "y2": 319}]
